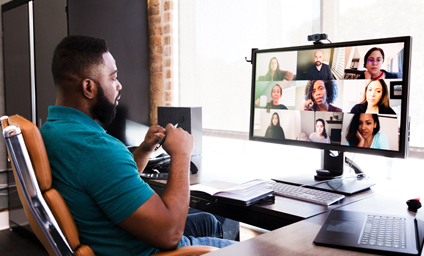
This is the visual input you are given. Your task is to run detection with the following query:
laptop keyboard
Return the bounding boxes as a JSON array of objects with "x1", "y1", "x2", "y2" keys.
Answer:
[{"x1": 359, "y1": 215, "x2": 406, "y2": 249}]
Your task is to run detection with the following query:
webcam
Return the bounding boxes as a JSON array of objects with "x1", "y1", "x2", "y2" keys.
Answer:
[{"x1": 307, "y1": 33, "x2": 328, "y2": 44}]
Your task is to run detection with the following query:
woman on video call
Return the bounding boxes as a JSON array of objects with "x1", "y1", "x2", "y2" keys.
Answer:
[
  {"x1": 264, "y1": 112, "x2": 286, "y2": 140},
  {"x1": 300, "y1": 80, "x2": 342, "y2": 112},
  {"x1": 345, "y1": 113, "x2": 389, "y2": 149},
  {"x1": 358, "y1": 47, "x2": 398, "y2": 79},
  {"x1": 350, "y1": 79, "x2": 396, "y2": 114},
  {"x1": 263, "y1": 57, "x2": 294, "y2": 81},
  {"x1": 309, "y1": 118, "x2": 331, "y2": 143},
  {"x1": 264, "y1": 84, "x2": 288, "y2": 110}
]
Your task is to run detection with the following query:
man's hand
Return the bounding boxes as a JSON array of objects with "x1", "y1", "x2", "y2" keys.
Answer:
[
  {"x1": 162, "y1": 123, "x2": 194, "y2": 159},
  {"x1": 141, "y1": 125, "x2": 166, "y2": 153},
  {"x1": 132, "y1": 125, "x2": 165, "y2": 172}
]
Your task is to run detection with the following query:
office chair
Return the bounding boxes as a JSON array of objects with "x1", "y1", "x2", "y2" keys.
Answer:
[{"x1": 1, "y1": 115, "x2": 218, "y2": 256}]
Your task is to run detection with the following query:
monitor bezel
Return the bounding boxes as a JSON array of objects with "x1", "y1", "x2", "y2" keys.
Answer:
[{"x1": 249, "y1": 36, "x2": 412, "y2": 158}]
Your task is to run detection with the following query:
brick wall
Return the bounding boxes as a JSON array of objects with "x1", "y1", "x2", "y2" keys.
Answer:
[{"x1": 148, "y1": 0, "x2": 175, "y2": 125}]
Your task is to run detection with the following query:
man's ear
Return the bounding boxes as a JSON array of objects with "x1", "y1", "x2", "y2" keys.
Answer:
[{"x1": 82, "y1": 78, "x2": 97, "y2": 100}]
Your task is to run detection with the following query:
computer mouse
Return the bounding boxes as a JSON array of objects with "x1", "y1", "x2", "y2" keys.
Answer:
[{"x1": 406, "y1": 198, "x2": 421, "y2": 212}]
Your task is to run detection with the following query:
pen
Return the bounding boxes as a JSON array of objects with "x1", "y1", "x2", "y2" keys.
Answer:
[{"x1": 155, "y1": 123, "x2": 178, "y2": 151}]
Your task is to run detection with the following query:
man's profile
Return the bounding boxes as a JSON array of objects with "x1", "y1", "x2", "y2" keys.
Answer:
[
  {"x1": 40, "y1": 35, "x2": 235, "y2": 255},
  {"x1": 306, "y1": 49, "x2": 334, "y2": 80}
]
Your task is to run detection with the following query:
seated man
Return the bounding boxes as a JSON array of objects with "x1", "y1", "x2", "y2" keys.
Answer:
[
  {"x1": 306, "y1": 49, "x2": 334, "y2": 80},
  {"x1": 40, "y1": 35, "x2": 236, "y2": 255}
]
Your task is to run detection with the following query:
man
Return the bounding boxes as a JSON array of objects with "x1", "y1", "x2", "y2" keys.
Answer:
[
  {"x1": 40, "y1": 35, "x2": 235, "y2": 255},
  {"x1": 306, "y1": 49, "x2": 334, "y2": 80}
]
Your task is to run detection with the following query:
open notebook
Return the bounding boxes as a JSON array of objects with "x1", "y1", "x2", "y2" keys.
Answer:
[{"x1": 190, "y1": 180, "x2": 274, "y2": 207}]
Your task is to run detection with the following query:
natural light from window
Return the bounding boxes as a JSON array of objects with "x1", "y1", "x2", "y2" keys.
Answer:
[{"x1": 179, "y1": 0, "x2": 424, "y2": 149}]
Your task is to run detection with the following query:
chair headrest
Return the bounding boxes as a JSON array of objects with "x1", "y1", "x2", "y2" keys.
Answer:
[{"x1": 8, "y1": 115, "x2": 52, "y2": 192}]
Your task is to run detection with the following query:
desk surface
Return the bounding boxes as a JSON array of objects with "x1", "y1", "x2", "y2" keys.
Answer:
[
  {"x1": 144, "y1": 138, "x2": 424, "y2": 255},
  {"x1": 145, "y1": 155, "x2": 379, "y2": 230},
  {"x1": 204, "y1": 193, "x2": 423, "y2": 256},
  {"x1": 144, "y1": 153, "x2": 423, "y2": 255}
]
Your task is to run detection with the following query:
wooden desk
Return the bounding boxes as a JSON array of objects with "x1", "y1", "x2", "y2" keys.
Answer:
[
  {"x1": 203, "y1": 191, "x2": 423, "y2": 255},
  {"x1": 144, "y1": 155, "x2": 379, "y2": 230}
]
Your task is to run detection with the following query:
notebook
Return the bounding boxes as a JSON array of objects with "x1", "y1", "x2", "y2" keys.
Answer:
[
  {"x1": 190, "y1": 180, "x2": 275, "y2": 207},
  {"x1": 314, "y1": 210, "x2": 424, "y2": 255}
]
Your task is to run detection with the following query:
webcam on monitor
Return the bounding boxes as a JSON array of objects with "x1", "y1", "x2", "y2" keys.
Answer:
[{"x1": 307, "y1": 33, "x2": 328, "y2": 44}]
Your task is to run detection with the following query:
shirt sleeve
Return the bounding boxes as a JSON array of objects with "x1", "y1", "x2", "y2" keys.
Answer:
[
  {"x1": 326, "y1": 137, "x2": 331, "y2": 144},
  {"x1": 326, "y1": 65, "x2": 333, "y2": 80},
  {"x1": 78, "y1": 135, "x2": 155, "y2": 224},
  {"x1": 350, "y1": 104, "x2": 361, "y2": 113},
  {"x1": 372, "y1": 132, "x2": 390, "y2": 150}
]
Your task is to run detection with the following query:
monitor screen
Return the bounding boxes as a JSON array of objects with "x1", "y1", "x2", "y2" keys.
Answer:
[{"x1": 249, "y1": 36, "x2": 411, "y2": 159}]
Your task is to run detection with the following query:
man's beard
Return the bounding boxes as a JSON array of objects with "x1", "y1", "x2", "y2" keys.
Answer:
[
  {"x1": 315, "y1": 61, "x2": 322, "y2": 66},
  {"x1": 92, "y1": 82, "x2": 118, "y2": 125}
]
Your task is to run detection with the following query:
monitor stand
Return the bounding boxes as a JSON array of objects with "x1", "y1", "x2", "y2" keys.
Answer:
[
  {"x1": 272, "y1": 150, "x2": 376, "y2": 196},
  {"x1": 315, "y1": 150, "x2": 344, "y2": 180}
]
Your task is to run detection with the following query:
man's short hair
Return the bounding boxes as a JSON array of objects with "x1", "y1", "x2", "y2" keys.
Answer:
[{"x1": 51, "y1": 35, "x2": 109, "y2": 87}]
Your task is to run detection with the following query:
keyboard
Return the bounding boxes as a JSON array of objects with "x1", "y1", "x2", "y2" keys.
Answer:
[
  {"x1": 270, "y1": 182, "x2": 345, "y2": 205},
  {"x1": 359, "y1": 215, "x2": 406, "y2": 248}
]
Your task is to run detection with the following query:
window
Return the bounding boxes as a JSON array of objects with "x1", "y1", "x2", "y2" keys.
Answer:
[
  {"x1": 329, "y1": 0, "x2": 424, "y2": 147},
  {"x1": 179, "y1": 0, "x2": 424, "y2": 148},
  {"x1": 179, "y1": 0, "x2": 316, "y2": 132}
]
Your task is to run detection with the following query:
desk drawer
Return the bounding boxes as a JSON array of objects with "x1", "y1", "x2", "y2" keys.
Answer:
[
  {"x1": 0, "y1": 169, "x2": 10, "y2": 211},
  {"x1": 0, "y1": 187, "x2": 7, "y2": 211},
  {"x1": 0, "y1": 169, "x2": 8, "y2": 187}
]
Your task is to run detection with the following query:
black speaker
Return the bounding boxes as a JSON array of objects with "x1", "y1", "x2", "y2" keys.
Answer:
[{"x1": 158, "y1": 107, "x2": 202, "y2": 156}]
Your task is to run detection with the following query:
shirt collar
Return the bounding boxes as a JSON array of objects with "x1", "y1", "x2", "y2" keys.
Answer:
[{"x1": 46, "y1": 106, "x2": 105, "y2": 132}]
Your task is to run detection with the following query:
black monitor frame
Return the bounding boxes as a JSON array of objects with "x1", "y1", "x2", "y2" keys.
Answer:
[{"x1": 249, "y1": 36, "x2": 412, "y2": 160}]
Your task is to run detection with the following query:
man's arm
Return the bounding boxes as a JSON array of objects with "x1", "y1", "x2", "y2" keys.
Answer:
[{"x1": 118, "y1": 124, "x2": 193, "y2": 251}]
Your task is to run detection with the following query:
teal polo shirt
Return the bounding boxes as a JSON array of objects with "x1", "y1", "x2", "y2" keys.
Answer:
[{"x1": 40, "y1": 106, "x2": 157, "y2": 256}]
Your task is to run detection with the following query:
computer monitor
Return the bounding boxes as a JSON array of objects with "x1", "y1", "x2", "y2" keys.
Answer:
[{"x1": 249, "y1": 36, "x2": 411, "y2": 189}]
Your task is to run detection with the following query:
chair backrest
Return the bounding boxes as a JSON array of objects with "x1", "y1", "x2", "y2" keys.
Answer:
[{"x1": 1, "y1": 115, "x2": 94, "y2": 256}]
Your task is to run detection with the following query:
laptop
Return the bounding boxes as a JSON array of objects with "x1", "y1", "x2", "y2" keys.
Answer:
[{"x1": 314, "y1": 210, "x2": 424, "y2": 255}]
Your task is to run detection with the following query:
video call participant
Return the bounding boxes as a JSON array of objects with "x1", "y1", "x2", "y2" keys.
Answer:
[
  {"x1": 300, "y1": 80, "x2": 342, "y2": 112},
  {"x1": 40, "y1": 35, "x2": 236, "y2": 256},
  {"x1": 264, "y1": 112, "x2": 286, "y2": 140},
  {"x1": 309, "y1": 118, "x2": 331, "y2": 143},
  {"x1": 265, "y1": 84, "x2": 288, "y2": 110},
  {"x1": 350, "y1": 79, "x2": 396, "y2": 114},
  {"x1": 358, "y1": 47, "x2": 398, "y2": 79},
  {"x1": 306, "y1": 49, "x2": 334, "y2": 80},
  {"x1": 263, "y1": 57, "x2": 294, "y2": 81},
  {"x1": 344, "y1": 113, "x2": 389, "y2": 149}
]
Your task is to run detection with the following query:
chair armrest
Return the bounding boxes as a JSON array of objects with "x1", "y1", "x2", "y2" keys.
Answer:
[{"x1": 151, "y1": 245, "x2": 219, "y2": 256}]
